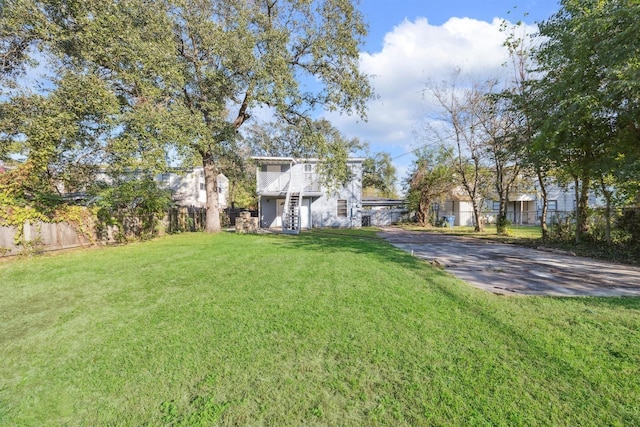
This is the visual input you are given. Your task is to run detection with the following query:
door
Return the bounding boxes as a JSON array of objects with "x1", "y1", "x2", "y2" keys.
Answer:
[
  {"x1": 276, "y1": 199, "x2": 285, "y2": 228},
  {"x1": 300, "y1": 198, "x2": 310, "y2": 229}
]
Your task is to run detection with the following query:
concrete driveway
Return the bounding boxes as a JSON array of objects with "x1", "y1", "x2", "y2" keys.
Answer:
[{"x1": 377, "y1": 227, "x2": 640, "y2": 296}]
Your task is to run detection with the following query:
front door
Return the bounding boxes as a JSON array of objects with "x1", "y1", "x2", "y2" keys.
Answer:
[
  {"x1": 300, "y1": 198, "x2": 310, "y2": 229},
  {"x1": 276, "y1": 199, "x2": 285, "y2": 228}
]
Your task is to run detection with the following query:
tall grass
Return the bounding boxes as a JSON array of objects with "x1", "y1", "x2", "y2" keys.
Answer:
[{"x1": 1, "y1": 231, "x2": 639, "y2": 425}]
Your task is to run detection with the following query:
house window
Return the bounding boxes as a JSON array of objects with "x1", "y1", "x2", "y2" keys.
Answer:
[
  {"x1": 337, "y1": 199, "x2": 348, "y2": 217},
  {"x1": 199, "y1": 182, "x2": 205, "y2": 191},
  {"x1": 492, "y1": 201, "x2": 501, "y2": 211},
  {"x1": 160, "y1": 173, "x2": 171, "y2": 183},
  {"x1": 548, "y1": 200, "x2": 558, "y2": 211},
  {"x1": 304, "y1": 164, "x2": 313, "y2": 172}
]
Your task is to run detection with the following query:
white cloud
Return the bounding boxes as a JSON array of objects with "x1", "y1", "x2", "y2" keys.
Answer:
[{"x1": 328, "y1": 16, "x2": 537, "y2": 164}]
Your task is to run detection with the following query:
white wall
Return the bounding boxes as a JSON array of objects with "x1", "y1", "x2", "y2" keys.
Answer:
[
  {"x1": 158, "y1": 169, "x2": 228, "y2": 208},
  {"x1": 257, "y1": 159, "x2": 363, "y2": 229}
]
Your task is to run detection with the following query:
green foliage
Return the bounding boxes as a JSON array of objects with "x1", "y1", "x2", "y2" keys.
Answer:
[
  {"x1": 0, "y1": 189, "x2": 97, "y2": 248},
  {"x1": 1, "y1": 0, "x2": 373, "y2": 233},
  {"x1": 92, "y1": 176, "x2": 172, "y2": 241},
  {"x1": 405, "y1": 146, "x2": 456, "y2": 226},
  {"x1": 529, "y1": 0, "x2": 640, "y2": 241},
  {"x1": 362, "y1": 152, "x2": 397, "y2": 197}
]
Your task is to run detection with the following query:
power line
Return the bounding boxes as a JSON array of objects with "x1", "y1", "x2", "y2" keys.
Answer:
[{"x1": 390, "y1": 124, "x2": 476, "y2": 161}]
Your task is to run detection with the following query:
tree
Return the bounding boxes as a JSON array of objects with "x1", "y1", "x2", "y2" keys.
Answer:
[
  {"x1": 362, "y1": 152, "x2": 397, "y2": 198},
  {"x1": 532, "y1": 0, "x2": 640, "y2": 243},
  {"x1": 1, "y1": 0, "x2": 373, "y2": 233},
  {"x1": 405, "y1": 146, "x2": 456, "y2": 226},
  {"x1": 426, "y1": 72, "x2": 492, "y2": 232},
  {"x1": 0, "y1": 72, "x2": 118, "y2": 204},
  {"x1": 0, "y1": 0, "x2": 43, "y2": 88},
  {"x1": 478, "y1": 85, "x2": 523, "y2": 235}
]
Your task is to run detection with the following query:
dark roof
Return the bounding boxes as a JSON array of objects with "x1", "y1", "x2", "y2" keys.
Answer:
[{"x1": 361, "y1": 197, "x2": 406, "y2": 207}]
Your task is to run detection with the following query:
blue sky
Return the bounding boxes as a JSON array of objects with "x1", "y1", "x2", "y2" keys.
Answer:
[
  {"x1": 328, "y1": 0, "x2": 561, "y2": 190},
  {"x1": 10, "y1": 0, "x2": 561, "y2": 189}
]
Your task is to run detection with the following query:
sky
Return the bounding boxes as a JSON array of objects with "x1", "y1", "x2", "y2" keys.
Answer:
[
  {"x1": 326, "y1": 0, "x2": 561, "y2": 190},
  {"x1": 10, "y1": 0, "x2": 561, "y2": 189}
]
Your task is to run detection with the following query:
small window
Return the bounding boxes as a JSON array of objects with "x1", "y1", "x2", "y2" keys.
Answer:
[
  {"x1": 304, "y1": 164, "x2": 313, "y2": 172},
  {"x1": 548, "y1": 200, "x2": 558, "y2": 211},
  {"x1": 199, "y1": 182, "x2": 205, "y2": 191},
  {"x1": 337, "y1": 199, "x2": 348, "y2": 217},
  {"x1": 492, "y1": 201, "x2": 500, "y2": 211}
]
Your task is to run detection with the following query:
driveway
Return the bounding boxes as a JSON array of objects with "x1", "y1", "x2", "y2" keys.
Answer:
[{"x1": 377, "y1": 227, "x2": 640, "y2": 296}]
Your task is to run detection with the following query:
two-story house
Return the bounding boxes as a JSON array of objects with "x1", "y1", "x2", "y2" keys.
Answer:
[
  {"x1": 254, "y1": 156, "x2": 363, "y2": 233},
  {"x1": 157, "y1": 168, "x2": 228, "y2": 209}
]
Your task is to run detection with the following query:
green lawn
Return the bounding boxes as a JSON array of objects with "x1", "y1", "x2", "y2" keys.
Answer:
[
  {"x1": 1, "y1": 230, "x2": 639, "y2": 426},
  {"x1": 402, "y1": 224, "x2": 543, "y2": 240}
]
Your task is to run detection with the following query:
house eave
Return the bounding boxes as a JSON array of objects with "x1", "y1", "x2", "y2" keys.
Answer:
[{"x1": 252, "y1": 156, "x2": 365, "y2": 164}]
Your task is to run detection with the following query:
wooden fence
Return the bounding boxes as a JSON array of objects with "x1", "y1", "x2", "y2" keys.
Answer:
[
  {"x1": 0, "y1": 221, "x2": 96, "y2": 257},
  {"x1": 0, "y1": 206, "x2": 262, "y2": 257},
  {"x1": 165, "y1": 206, "x2": 207, "y2": 233},
  {"x1": 0, "y1": 206, "x2": 254, "y2": 257}
]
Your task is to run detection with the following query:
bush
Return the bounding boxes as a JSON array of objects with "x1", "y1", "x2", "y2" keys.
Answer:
[
  {"x1": 617, "y1": 208, "x2": 640, "y2": 243},
  {"x1": 92, "y1": 177, "x2": 172, "y2": 241}
]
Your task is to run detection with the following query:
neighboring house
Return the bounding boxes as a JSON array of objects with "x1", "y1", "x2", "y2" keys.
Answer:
[
  {"x1": 254, "y1": 156, "x2": 363, "y2": 233},
  {"x1": 157, "y1": 168, "x2": 228, "y2": 209},
  {"x1": 438, "y1": 182, "x2": 605, "y2": 227},
  {"x1": 361, "y1": 197, "x2": 407, "y2": 226},
  {"x1": 435, "y1": 187, "x2": 477, "y2": 227}
]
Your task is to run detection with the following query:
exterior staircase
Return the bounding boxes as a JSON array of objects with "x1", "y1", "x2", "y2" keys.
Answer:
[{"x1": 282, "y1": 169, "x2": 304, "y2": 234}]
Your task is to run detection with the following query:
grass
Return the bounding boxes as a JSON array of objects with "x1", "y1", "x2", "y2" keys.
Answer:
[
  {"x1": 1, "y1": 230, "x2": 639, "y2": 425},
  {"x1": 402, "y1": 224, "x2": 542, "y2": 240}
]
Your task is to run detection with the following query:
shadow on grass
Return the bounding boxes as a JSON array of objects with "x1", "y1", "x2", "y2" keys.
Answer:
[{"x1": 264, "y1": 229, "x2": 429, "y2": 274}]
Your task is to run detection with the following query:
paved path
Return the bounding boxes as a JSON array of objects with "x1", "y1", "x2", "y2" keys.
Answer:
[{"x1": 377, "y1": 227, "x2": 640, "y2": 296}]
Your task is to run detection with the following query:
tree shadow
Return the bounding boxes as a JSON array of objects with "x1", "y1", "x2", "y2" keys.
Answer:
[{"x1": 263, "y1": 229, "x2": 431, "y2": 274}]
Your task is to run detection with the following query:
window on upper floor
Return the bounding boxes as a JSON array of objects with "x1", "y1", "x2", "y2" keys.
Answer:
[
  {"x1": 199, "y1": 182, "x2": 205, "y2": 191},
  {"x1": 337, "y1": 199, "x2": 348, "y2": 217},
  {"x1": 548, "y1": 200, "x2": 558, "y2": 211},
  {"x1": 304, "y1": 164, "x2": 313, "y2": 173},
  {"x1": 492, "y1": 201, "x2": 500, "y2": 211}
]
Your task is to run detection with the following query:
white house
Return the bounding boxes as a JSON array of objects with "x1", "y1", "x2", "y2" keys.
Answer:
[
  {"x1": 254, "y1": 156, "x2": 363, "y2": 233},
  {"x1": 438, "y1": 182, "x2": 604, "y2": 227},
  {"x1": 157, "y1": 168, "x2": 228, "y2": 209},
  {"x1": 361, "y1": 197, "x2": 407, "y2": 226}
]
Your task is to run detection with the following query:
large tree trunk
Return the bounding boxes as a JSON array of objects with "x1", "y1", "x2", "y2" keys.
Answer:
[
  {"x1": 497, "y1": 198, "x2": 508, "y2": 235},
  {"x1": 417, "y1": 195, "x2": 431, "y2": 227},
  {"x1": 575, "y1": 175, "x2": 591, "y2": 244},
  {"x1": 537, "y1": 170, "x2": 549, "y2": 240},
  {"x1": 471, "y1": 197, "x2": 483, "y2": 232},
  {"x1": 495, "y1": 163, "x2": 507, "y2": 235},
  {"x1": 601, "y1": 180, "x2": 613, "y2": 245},
  {"x1": 203, "y1": 154, "x2": 221, "y2": 233}
]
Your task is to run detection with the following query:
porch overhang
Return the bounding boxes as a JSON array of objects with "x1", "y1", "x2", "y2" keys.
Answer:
[{"x1": 252, "y1": 156, "x2": 295, "y2": 165}]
